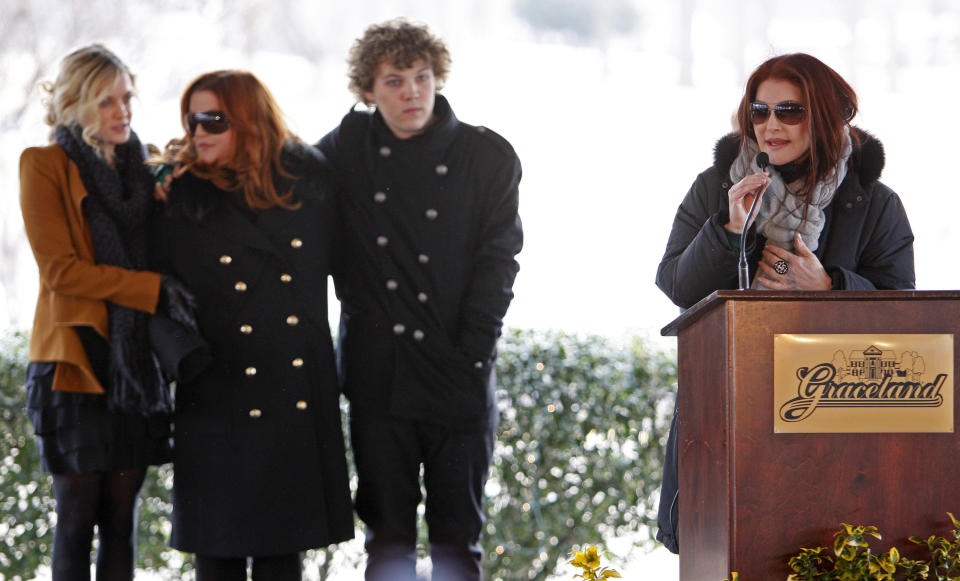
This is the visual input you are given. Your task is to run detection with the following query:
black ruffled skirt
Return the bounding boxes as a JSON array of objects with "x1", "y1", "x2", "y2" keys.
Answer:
[{"x1": 25, "y1": 327, "x2": 172, "y2": 474}]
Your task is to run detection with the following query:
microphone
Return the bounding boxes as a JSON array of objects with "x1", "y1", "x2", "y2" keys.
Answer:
[
  {"x1": 756, "y1": 152, "x2": 769, "y2": 172},
  {"x1": 737, "y1": 152, "x2": 770, "y2": 290}
]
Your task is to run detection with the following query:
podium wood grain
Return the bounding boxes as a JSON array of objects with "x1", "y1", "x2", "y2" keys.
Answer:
[{"x1": 662, "y1": 291, "x2": 960, "y2": 580}]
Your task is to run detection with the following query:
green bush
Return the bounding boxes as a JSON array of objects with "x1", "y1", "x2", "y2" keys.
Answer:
[
  {"x1": 0, "y1": 331, "x2": 187, "y2": 580},
  {"x1": 725, "y1": 514, "x2": 960, "y2": 580},
  {"x1": 485, "y1": 329, "x2": 676, "y2": 581},
  {"x1": 0, "y1": 331, "x2": 54, "y2": 580},
  {"x1": 0, "y1": 329, "x2": 677, "y2": 580}
]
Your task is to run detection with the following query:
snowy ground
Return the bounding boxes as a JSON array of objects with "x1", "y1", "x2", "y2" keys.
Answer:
[{"x1": 30, "y1": 548, "x2": 678, "y2": 580}]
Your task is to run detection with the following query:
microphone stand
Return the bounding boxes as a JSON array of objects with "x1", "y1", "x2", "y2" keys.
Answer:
[
  {"x1": 737, "y1": 191, "x2": 764, "y2": 289},
  {"x1": 738, "y1": 155, "x2": 770, "y2": 290}
]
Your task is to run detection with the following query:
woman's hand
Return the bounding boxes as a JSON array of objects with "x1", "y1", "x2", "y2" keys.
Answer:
[
  {"x1": 152, "y1": 164, "x2": 188, "y2": 202},
  {"x1": 725, "y1": 172, "x2": 770, "y2": 234},
  {"x1": 755, "y1": 234, "x2": 832, "y2": 290},
  {"x1": 159, "y1": 275, "x2": 199, "y2": 331}
]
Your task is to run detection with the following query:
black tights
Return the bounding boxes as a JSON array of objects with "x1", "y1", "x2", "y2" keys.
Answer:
[
  {"x1": 50, "y1": 468, "x2": 147, "y2": 581},
  {"x1": 195, "y1": 553, "x2": 302, "y2": 581}
]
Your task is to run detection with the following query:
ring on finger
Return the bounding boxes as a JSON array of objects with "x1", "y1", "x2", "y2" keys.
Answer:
[{"x1": 774, "y1": 260, "x2": 789, "y2": 275}]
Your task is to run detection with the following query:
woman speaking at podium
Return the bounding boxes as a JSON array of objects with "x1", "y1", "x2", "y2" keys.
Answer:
[
  {"x1": 653, "y1": 53, "x2": 916, "y2": 553},
  {"x1": 657, "y1": 53, "x2": 914, "y2": 309}
]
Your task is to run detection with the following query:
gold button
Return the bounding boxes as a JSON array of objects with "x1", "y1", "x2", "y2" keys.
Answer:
[
  {"x1": 234, "y1": 281, "x2": 248, "y2": 292},
  {"x1": 435, "y1": 164, "x2": 448, "y2": 176},
  {"x1": 245, "y1": 366, "x2": 257, "y2": 376},
  {"x1": 286, "y1": 315, "x2": 299, "y2": 326},
  {"x1": 290, "y1": 238, "x2": 303, "y2": 248},
  {"x1": 280, "y1": 273, "x2": 292, "y2": 283},
  {"x1": 296, "y1": 400, "x2": 308, "y2": 410},
  {"x1": 425, "y1": 208, "x2": 438, "y2": 220},
  {"x1": 374, "y1": 191, "x2": 387, "y2": 203},
  {"x1": 249, "y1": 408, "x2": 262, "y2": 418},
  {"x1": 240, "y1": 324, "x2": 253, "y2": 334},
  {"x1": 418, "y1": 254, "x2": 429, "y2": 264},
  {"x1": 386, "y1": 279, "x2": 398, "y2": 291},
  {"x1": 417, "y1": 292, "x2": 428, "y2": 303},
  {"x1": 292, "y1": 358, "x2": 304, "y2": 368},
  {"x1": 380, "y1": 146, "x2": 391, "y2": 157},
  {"x1": 219, "y1": 255, "x2": 232, "y2": 265}
]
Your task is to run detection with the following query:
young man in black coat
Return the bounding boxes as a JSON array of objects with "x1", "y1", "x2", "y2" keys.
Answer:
[{"x1": 317, "y1": 18, "x2": 523, "y2": 581}]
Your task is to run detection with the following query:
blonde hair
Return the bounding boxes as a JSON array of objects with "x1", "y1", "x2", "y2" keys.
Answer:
[{"x1": 43, "y1": 44, "x2": 135, "y2": 152}]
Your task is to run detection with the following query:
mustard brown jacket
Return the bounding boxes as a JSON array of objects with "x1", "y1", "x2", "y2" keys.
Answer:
[{"x1": 19, "y1": 144, "x2": 162, "y2": 394}]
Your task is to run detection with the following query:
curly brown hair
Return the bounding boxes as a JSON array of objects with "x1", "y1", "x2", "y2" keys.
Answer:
[{"x1": 347, "y1": 18, "x2": 451, "y2": 104}]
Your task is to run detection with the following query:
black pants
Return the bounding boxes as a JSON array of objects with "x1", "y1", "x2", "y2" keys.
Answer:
[
  {"x1": 350, "y1": 406, "x2": 495, "y2": 581},
  {"x1": 194, "y1": 553, "x2": 301, "y2": 581}
]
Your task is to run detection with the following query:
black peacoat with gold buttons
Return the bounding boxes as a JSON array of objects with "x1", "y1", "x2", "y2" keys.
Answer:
[
  {"x1": 153, "y1": 143, "x2": 354, "y2": 556},
  {"x1": 318, "y1": 95, "x2": 523, "y2": 429}
]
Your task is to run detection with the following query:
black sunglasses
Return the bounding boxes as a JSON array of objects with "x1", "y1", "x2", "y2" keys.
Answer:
[
  {"x1": 749, "y1": 101, "x2": 806, "y2": 125},
  {"x1": 186, "y1": 110, "x2": 230, "y2": 135}
]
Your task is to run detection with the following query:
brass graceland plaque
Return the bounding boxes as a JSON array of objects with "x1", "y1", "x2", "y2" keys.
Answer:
[{"x1": 773, "y1": 334, "x2": 953, "y2": 433}]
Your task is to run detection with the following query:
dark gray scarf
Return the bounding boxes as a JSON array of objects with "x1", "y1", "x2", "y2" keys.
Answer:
[{"x1": 55, "y1": 124, "x2": 170, "y2": 416}]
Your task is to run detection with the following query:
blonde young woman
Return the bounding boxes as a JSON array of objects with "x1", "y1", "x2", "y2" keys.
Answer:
[{"x1": 19, "y1": 45, "x2": 190, "y2": 580}]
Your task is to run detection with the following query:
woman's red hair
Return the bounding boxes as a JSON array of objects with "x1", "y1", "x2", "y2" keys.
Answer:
[
  {"x1": 175, "y1": 70, "x2": 299, "y2": 210},
  {"x1": 736, "y1": 53, "x2": 859, "y2": 194}
]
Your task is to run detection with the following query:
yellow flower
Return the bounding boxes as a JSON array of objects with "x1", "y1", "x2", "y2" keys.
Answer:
[
  {"x1": 583, "y1": 546, "x2": 601, "y2": 569},
  {"x1": 569, "y1": 546, "x2": 620, "y2": 580}
]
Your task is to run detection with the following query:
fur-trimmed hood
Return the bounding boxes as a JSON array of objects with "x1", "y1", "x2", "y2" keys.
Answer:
[{"x1": 712, "y1": 128, "x2": 885, "y2": 186}]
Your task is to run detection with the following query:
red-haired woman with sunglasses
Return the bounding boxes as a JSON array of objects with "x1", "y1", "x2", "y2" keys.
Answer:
[
  {"x1": 653, "y1": 53, "x2": 915, "y2": 553},
  {"x1": 153, "y1": 70, "x2": 353, "y2": 580},
  {"x1": 658, "y1": 53, "x2": 914, "y2": 309}
]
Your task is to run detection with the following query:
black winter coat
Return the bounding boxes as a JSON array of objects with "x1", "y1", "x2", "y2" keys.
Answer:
[
  {"x1": 656, "y1": 131, "x2": 915, "y2": 309},
  {"x1": 653, "y1": 131, "x2": 915, "y2": 554},
  {"x1": 318, "y1": 95, "x2": 523, "y2": 429},
  {"x1": 154, "y1": 143, "x2": 353, "y2": 556}
]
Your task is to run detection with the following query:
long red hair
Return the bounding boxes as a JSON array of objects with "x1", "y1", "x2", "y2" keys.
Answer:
[
  {"x1": 174, "y1": 70, "x2": 299, "y2": 210},
  {"x1": 736, "y1": 53, "x2": 859, "y2": 194}
]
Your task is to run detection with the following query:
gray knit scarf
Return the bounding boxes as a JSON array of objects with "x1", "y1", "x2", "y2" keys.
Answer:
[
  {"x1": 729, "y1": 128, "x2": 852, "y2": 289},
  {"x1": 55, "y1": 124, "x2": 170, "y2": 416}
]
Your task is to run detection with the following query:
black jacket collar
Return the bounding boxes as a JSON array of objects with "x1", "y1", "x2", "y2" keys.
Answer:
[
  {"x1": 167, "y1": 140, "x2": 326, "y2": 224},
  {"x1": 370, "y1": 93, "x2": 458, "y2": 156}
]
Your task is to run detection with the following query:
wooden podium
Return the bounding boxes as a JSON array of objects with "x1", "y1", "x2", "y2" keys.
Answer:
[{"x1": 662, "y1": 290, "x2": 960, "y2": 580}]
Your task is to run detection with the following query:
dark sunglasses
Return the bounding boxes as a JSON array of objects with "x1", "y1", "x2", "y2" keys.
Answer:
[
  {"x1": 749, "y1": 101, "x2": 806, "y2": 125},
  {"x1": 186, "y1": 110, "x2": 230, "y2": 135}
]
